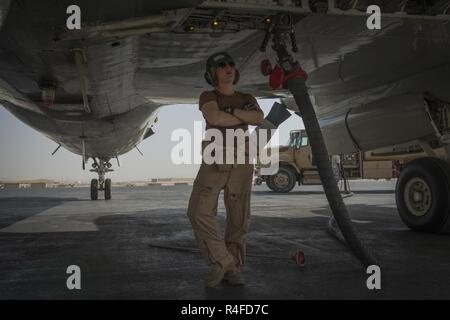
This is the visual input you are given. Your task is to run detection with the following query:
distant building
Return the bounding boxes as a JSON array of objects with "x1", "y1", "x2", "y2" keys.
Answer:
[
  {"x1": 3, "y1": 183, "x2": 23, "y2": 189},
  {"x1": 0, "y1": 180, "x2": 55, "y2": 189},
  {"x1": 30, "y1": 182, "x2": 55, "y2": 188}
]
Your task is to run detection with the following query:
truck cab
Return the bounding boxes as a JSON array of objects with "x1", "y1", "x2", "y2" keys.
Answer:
[{"x1": 255, "y1": 129, "x2": 322, "y2": 193}]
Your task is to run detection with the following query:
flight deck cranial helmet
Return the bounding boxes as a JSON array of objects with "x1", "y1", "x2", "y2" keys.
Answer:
[{"x1": 204, "y1": 52, "x2": 240, "y2": 86}]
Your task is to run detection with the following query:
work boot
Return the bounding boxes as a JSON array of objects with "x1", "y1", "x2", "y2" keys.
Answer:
[
  {"x1": 205, "y1": 257, "x2": 236, "y2": 288},
  {"x1": 224, "y1": 269, "x2": 245, "y2": 286}
]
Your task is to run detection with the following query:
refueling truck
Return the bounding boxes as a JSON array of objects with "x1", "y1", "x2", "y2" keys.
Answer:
[{"x1": 254, "y1": 129, "x2": 441, "y2": 193}]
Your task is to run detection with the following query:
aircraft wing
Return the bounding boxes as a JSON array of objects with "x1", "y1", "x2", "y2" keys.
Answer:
[{"x1": 0, "y1": 0, "x2": 449, "y2": 158}]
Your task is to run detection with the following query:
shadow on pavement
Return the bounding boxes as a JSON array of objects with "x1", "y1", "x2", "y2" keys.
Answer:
[{"x1": 0, "y1": 197, "x2": 79, "y2": 229}]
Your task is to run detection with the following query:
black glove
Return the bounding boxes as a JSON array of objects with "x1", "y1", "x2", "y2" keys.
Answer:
[
  {"x1": 223, "y1": 106, "x2": 233, "y2": 114},
  {"x1": 243, "y1": 103, "x2": 257, "y2": 111}
]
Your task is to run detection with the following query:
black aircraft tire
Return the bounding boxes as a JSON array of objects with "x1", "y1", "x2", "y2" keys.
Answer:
[
  {"x1": 266, "y1": 166, "x2": 296, "y2": 193},
  {"x1": 105, "y1": 179, "x2": 112, "y2": 200},
  {"x1": 91, "y1": 179, "x2": 98, "y2": 201},
  {"x1": 395, "y1": 157, "x2": 450, "y2": 233}
]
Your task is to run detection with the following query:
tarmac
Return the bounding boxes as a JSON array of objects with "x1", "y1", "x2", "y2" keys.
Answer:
[{"x1": 1, "y1": 180, "x2": 449, "y2": 299}]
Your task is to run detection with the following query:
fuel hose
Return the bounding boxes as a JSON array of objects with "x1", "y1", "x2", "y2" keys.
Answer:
[{"x1": 286, "y1": 76, "x2": 378, "y2": 268}]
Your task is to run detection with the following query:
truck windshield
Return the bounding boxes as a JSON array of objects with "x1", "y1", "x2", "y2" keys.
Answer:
[
  {"x1": 288, "y1": 132, "x2": 300, "y2": 147},
  {"x1": 300, "y1": 136, "x2": 309, "y2": 147}
]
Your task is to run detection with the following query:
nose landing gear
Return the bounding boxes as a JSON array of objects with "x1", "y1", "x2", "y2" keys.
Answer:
[{"x1": 89, "y1": 158, "x2": 113, "y2": 200}]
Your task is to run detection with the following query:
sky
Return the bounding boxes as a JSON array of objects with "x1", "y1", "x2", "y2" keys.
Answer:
[{"x1": 0, "y1": 99, "x2": 303, "y2": 182}]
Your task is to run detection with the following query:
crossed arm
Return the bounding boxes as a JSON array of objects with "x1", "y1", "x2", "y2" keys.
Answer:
[{"x1": 201, "y1": 101, "x2": 264, "y2": 127}]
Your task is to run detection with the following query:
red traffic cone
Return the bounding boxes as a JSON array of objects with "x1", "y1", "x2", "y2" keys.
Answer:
[{"x1": 292, "y1": 250, "x2": 305, "y2": 267}]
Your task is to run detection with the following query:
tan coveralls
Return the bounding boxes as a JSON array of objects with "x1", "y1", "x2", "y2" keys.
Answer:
[{"x1": 187, "y1": 89, "x2": 260, "y2": 271}]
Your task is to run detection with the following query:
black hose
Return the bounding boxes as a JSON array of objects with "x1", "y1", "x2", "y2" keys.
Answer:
[{"x1": 287, "y1": 76, "x2": 378, "y2": 268}]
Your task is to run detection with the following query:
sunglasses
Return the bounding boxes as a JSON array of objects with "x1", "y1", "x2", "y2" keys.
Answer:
[{"x1": 217, "y1": 61, "x2": 235, "y2": 68}]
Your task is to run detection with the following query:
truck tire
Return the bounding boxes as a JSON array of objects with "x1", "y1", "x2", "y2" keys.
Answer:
[
  {"x1": 266, "y1": 166, "x2": 297, "y2": 193},
  {"x1": 395, "y1": 157, "x2": 450, "y2": 233}
]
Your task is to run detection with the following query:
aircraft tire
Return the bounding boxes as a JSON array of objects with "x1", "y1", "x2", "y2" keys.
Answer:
[
  {"x1": 105, "y1": 179, "x2": 112, "y2": 200},
  {"x1": 90, "y1": 179, "x2": 98, "y2": 201},
  {"x1": 266, "y1": 166, "x2": 296, "y2": 193},
  {"x1": 396, "y1": 157, "x2": 450, "y2": 233}
]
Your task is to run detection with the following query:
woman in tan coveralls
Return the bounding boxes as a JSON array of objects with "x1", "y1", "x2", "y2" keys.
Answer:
[{"x1": 187, "y1": 52, "x2": 264, "y2": 288}]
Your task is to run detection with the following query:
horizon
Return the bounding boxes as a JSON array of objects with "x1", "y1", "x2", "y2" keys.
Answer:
[{"x1": 0, "y1": 99, "x2": 304, "y2": 181}]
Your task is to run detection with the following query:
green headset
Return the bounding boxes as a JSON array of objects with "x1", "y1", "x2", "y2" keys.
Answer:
[{"x1": 204, "y1": 52, "x2": 240, "y2": 86}]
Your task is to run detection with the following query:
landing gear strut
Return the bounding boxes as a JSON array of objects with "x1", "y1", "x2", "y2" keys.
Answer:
[
  {"x1": 90, "y1": 158, "x2": 113, "y2": 201},
  {"x1": 260, "y1": 13, "x2": 377, "y2": 267}
]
